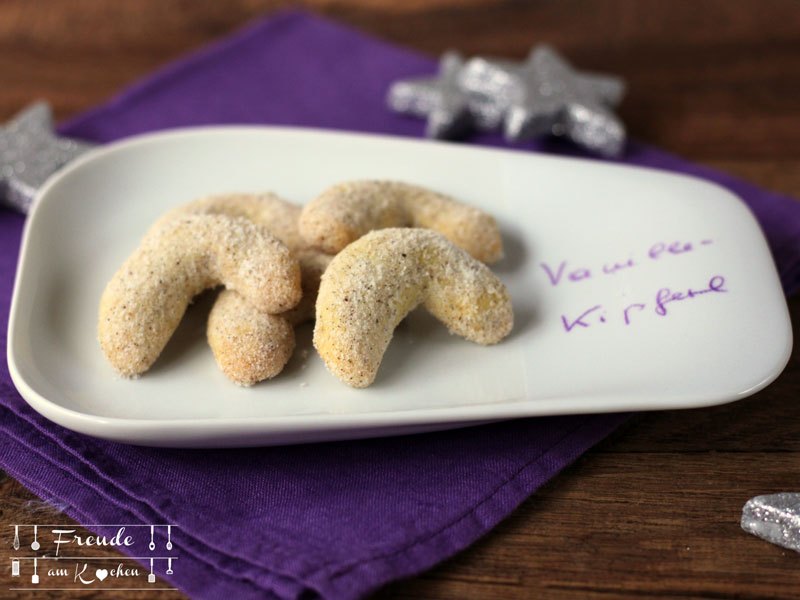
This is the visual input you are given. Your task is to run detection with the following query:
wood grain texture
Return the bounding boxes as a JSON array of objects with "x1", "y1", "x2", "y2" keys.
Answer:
[{"x1": 2, "y1": 1, "x2": 799, "y2": 599}]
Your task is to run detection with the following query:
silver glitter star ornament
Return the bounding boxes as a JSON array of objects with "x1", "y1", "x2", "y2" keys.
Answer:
[
  {"x1": 741, "y1": 493, "x2": 800, "y2": 553},
  {"x1": 460, "y1": 45, "x2": 626, "y2": 156},
  {"x1": 387, "y1": 52, "x2": 477, "y2": 139},
  {"x1": 0, "y1": 101, "x2": 95, "y2": 213}
]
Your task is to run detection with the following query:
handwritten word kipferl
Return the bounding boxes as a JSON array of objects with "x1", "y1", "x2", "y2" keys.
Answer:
[
  {"x1": 654, "y1": 275, "x2": 726, "y2": 317},
  {"x1": 560, "y1": 275, "x2": 727, "y2": 332}
]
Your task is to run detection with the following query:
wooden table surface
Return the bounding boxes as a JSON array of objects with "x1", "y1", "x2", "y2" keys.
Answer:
[{"x1": 2, "y1": 1, "x2": 800, "y2": 598}]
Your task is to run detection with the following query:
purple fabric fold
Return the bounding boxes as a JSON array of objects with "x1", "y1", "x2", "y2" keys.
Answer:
[{"x1": 2, "y1": 9, "x2": 798, "y2": 599}]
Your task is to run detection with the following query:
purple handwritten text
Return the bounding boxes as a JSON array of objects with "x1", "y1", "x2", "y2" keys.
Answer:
[
  {"x1": 561, "y1": 305, "x2": 603, "y2": 332},
  {"x1": 654, "y1": 275, "x2": 727, "y2": 316},
  {"x1": 648, "y1": 240, "x2": 696, "y2": 259},
  {"x1": 540, "y1": 261, "x2": 566, "y2": 285},
  {"x1": 623, "y1": 303, "x2": 646, "y2": 325},
  {"x1": 560, "y1": 274, "x2": 728, "y2": 332},
  {"x1": 542, "y1": 238, "x2": 713, "y2": 286},
  {"x1": 603, "y1": 259, "x2": 635, "y2": 275}
]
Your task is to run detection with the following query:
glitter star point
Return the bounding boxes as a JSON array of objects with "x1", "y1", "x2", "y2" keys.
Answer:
[
  {"x1": 390, "y1": 45, "x2": 627, "y2": 156},
  {"x1": 503, "y1": 45, "x2": 626, "y2": 156},
  {"x1": 0, "y1": 101, "x2": 94, "y2": 213},
  {"x1": 742, "y1": 493, "x2": 800, "y2": 553},
  {"x1": 388, "y1": 51, "x2": 476, "y2": 139}
]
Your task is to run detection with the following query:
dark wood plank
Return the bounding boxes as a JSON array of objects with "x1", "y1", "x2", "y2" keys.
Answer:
[
  {"x1": 2, "y1": 1, "x2": 799, "y2": 599},
  {"x1": 1, "y1": 0, "x2": 799, "y2": 160}
]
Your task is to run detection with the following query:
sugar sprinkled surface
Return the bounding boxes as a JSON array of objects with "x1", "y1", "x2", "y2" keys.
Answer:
[
  {"x1": 166, "y1": 193, "x2": 332, "y2": 385},
  {"x1": 207, "y1": 289, "x2": 295, "y2": 386},
  {"x1": 98, "y1": 213, "x2": 301, "y2": 378},
  {"x1": 299, "y1": 180, "x2": 503, "y2": 263},
  {"x1": 314, "y1": 228, "x2": 513, "y2": 388}
]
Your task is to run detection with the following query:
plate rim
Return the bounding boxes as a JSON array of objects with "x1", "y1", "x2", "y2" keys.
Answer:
[{"x1": 6, "y1": 125, "x2": 794, "y2": 446}]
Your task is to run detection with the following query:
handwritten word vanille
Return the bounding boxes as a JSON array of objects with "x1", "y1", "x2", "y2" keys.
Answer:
[
  {"x1": 541, "y1": 239, "x2": 713, "y2": 286},
  {"x1": 561, "y1": 275, "x2": 727, "y2": 332}
]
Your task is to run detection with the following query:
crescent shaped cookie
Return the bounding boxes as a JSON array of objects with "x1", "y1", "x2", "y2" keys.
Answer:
[
  {"x1": 298, "y1": 180, "x2": 503, "y2": 263},
  {"x1": 207, "y1": 289, "x2": 296, "y2": 386},
  {"x1": 314, "y1": 228, "x2": 513, "y2": 388},
  {"x1": 153, "y1": 192, "x2": 308, "y2": 251},
  {"x1": 165, "y1": 193, "x2": 332, "y2": 384},
  {"x1": 98, "y1": 213, "x2": 301, "y2": 377}
]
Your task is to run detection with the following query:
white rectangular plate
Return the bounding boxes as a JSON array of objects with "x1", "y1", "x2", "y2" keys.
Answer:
[{"x1": 7, "y1": 127, "x2": 792, "y2": 447}]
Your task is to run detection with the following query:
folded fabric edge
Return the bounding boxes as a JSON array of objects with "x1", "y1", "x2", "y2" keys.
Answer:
[
  {"x1": 1, "y1": 396, "x2": 628, "y2": 599},
  {"x1": 307, "y1": 413, "x2": 630, "y2": 599},
  {"x1": 3, "y1": 386, "x2": 630, "y2": 595},
  {"x1": 1, "y1": 395, "x2": 343, "y2": 578},
  {"x1": 0, "y1": 423, "x2": 324, "y2": 600}
]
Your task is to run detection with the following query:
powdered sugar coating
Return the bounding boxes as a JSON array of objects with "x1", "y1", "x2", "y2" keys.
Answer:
[
  {"x1": 98, "y1": 213, "x2": 301, "y2": 377},
  {"x1": 299, "y1": 180, "x2": 503, "y2": 263},
  {"x1": 207, "y1": 289, "x2": 295, "y2": 386},
  {"x1": 154, "y1": 192, "x2": 307, "y2": 251},
  {"x1": 314, "y1": 228, "x2": 513, "y2": 388},
  {"x1": 166, "y1": 193, "x2": 332, "y2": 384}
]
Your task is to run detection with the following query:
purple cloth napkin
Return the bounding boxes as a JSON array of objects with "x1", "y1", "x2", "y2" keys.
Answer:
[{"x1": 2, "y1": 10, "x2": 799, "y2": 600}]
